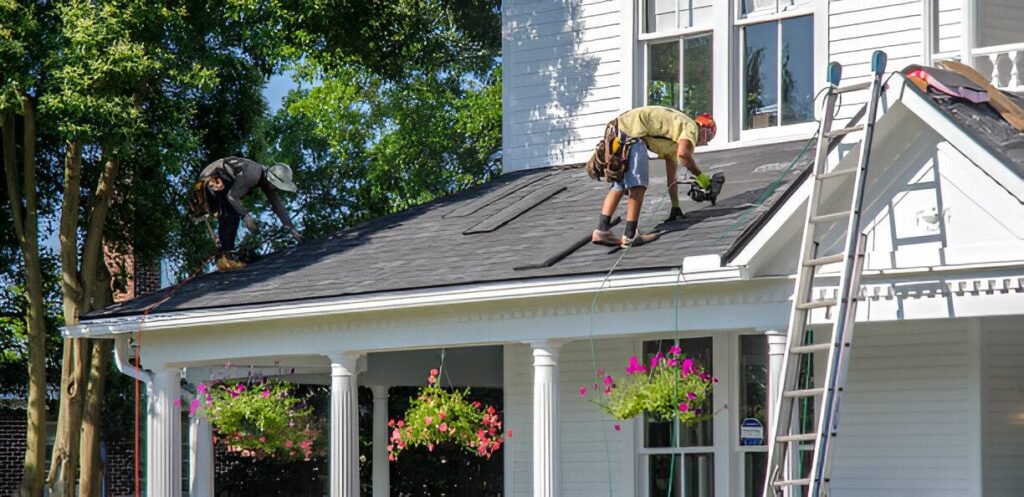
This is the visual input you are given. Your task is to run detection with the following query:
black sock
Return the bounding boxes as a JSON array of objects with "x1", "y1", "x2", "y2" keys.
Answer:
[
  {"x1": 625, "y1": 220, "x2": 638, "y2": 239},
  {"x1": 597, "y1": 214, "x2": 611, "y2": 231}
]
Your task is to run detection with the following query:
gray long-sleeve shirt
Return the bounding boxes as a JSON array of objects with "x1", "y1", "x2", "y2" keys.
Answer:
[{"x1": 200, "y1": 157, "x2": 294, "y2": 228}]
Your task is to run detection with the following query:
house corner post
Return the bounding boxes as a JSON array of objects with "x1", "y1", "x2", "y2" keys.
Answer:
[
  {"x1": 370, "y1": 385, "x2": 390, "y2": 497},
  {"x1": 764, "y1": 328, "x2": 790, "y2": 497},
  {"x1": 189, "y1": 407, "x2": 215, "y2": 497},
  {"x1": 328, "y1": 352, "x2": 362, "y2": 497},
  {"x1": 528, "y1": 340, "x2": 565, "y2": 497},
  {"x1": 147, "y1": 366, "x2": 182, "y2": 497}
]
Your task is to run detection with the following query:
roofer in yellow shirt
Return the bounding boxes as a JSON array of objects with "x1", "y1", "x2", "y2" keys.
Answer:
[{"x1": 586, "y1": 106, "x2": 719, "y2": 247}]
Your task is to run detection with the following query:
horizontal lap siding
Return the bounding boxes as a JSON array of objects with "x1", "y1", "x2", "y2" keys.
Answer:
[
  {"x1": 505, "y1": 339, "x2": 635, "y2": 497},
  {"x1": 829, "y1": 0, "x2": 924, "y2": 120},
  {"x1": 503, "y1": 0, "x2": 626, "y2": 171},
  {"x1": 829, "y1": 325, "x2": 970, "y2": 497},
  {"x1": 983, "y1": 320, "x2": 1024, "y2": 497}
]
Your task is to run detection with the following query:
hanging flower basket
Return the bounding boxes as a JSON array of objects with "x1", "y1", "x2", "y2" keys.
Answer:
[
  {"x1": 388, "y1": 369, "x2": 508, "y2": 461},
  {"x1": 192, "y1": 379, "x2": 324, "y2": 461},
  {"x1": 583, "y1": 346, "x2": 718, "y2": 425}
]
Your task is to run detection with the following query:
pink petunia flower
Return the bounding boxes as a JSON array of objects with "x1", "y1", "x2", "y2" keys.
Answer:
[
  {"x1": 669, "y1": 345, "x2": 682, "y2": 356},
  {"x1": 681, "y1": 358, "x2": 695, "y2": 376},
  {"x1": 679, "y1": 403, "x2": 690, "y2": 412},
  {"x1": 613, "y1": 424, "x2": 621, "y2": 431},
  {"x1": 687, "y1": 392, "x2": 697, "y2": 400},
  {"x1": 650, "y1": 352, "x2": 664, "y2": 369},
  {"x1": 579, "y1": 387, "x2": 587, "y2": 397},
  {"x1": 286, "y1": 440, "x2": 294, "y2": 449},
  {"x1": 438, "y1": 412, "x2": 446, "y2": 420},
  {"x1": 236, "y1": 383, "x2": 246, "y2": 393},
  {"x1": 189, "y1": 398, "x2": 200, "y2": 417},
  {"x1": 197, "y1": 383, "x2": 207, "y2": 394},
  {"x1": 438, "y1": 423, "x2": 448, "y2": 432},
  {"x1": 261, "y1": 389, "x2": 271, "y2": 398},
  {"x1": 626, "y1": 355, "x2": 647, "y2": 375},
  {"x1": 424, "y1": 416, "x2": 433, "y2": 426},
  {"x1": 430, "y1": 368, "x2": 439, "y2": 376},
  {"x1": 603, "y1": 375, "x2": 613, "y2": 386}
]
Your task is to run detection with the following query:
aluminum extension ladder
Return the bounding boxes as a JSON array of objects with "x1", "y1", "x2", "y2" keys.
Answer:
[{"x1": 763, "y1": 50, "x2": 888, "y2": 497}]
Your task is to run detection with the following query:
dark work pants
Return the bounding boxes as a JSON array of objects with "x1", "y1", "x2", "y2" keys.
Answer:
[{"x1": 217, "y1": 196, "x2": 240, "y2": 252}]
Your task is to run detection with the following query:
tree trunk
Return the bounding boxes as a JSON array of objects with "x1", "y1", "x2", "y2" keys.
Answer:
[
  {"x1": 47, "y1": 141, "x2": 89, "y2": 497},
  {"x1": 3, "y1": 100, "x2": 49, "y2": 497},
  {"x1": 79, "y1": 264, "x2": 113, "y2": 497}
]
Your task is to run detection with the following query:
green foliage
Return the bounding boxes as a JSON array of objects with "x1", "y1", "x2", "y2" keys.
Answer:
[
  {"x1": 388, "y1": 369, "x2": 505, "y2": 461},
  {"x1": 590, "y1": 350, "x2": 716, "y2": 424},
  {"x1": 199, "y1": 379, "x2": 324, "y2": 461}
]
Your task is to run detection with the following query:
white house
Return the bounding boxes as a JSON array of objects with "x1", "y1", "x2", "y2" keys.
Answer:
[{"x1": 68, "y1": 1, "x2": 1024, "y2": 497}]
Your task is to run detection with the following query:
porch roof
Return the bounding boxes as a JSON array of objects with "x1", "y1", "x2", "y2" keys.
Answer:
[{"x1": 85, "y1": 139, "x2": 814, "y2": 320}]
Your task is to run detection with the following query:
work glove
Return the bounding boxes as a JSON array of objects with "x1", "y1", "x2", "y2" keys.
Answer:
[
  {"x1": 666, "y1": 207, "x2": 686, "y2": 221},
  {"x1": 695, "y1": 172, "x2": 711, "y2": 189},
  {"x1": 243, "y1": 215, "x2": 259, "y2": 232}
]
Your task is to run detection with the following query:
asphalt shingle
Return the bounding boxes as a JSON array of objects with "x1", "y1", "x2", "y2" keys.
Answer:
[{"x1": 85, "y1": 139, "x2": 815, "y2": 319}]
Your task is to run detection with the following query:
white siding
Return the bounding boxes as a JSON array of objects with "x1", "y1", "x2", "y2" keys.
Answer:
[
  {"x1": 504, "y1": 340, "x2": 636, "y2": 497},
  {"x1": 503, "y1": 0, "x2": 627, "y2": 171},
  {"x1": 829, "y1": 0, "x2": 925, "y2": 120},
  {"x1": 983, "y1": 318, "x2": 1024, "y2": 497},
  {"x1": 978, "y1": 0, "x2": 1024, "y2": 48},
  {"x1": 935, "y1": 0, "x2": 961, "y2": 55},
  {"x1": 830, "y1": 323, "x2": 971, "y2": 497}
]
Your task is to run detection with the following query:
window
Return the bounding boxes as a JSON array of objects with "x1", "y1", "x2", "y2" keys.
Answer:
[
  {"x1": 640, "y1": 338, "x2": 714, "y2": 497},
  {"x1": 738, "y1": 335, "x2": 768, "y2": 497},
  {"x1": 740, "y1": 0, "x2": 813, "y2": 18},
  {"x1": 646, "y1": 34, "x2": 713, "y2": 117},
  {"x1": 741, "y1": 15, "x2": 814, "y2": 131},
  {"x1": 645, "y1": 0, "x2": 714, "y2": 33}
]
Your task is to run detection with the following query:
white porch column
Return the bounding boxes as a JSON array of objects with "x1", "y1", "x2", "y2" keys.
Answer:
[
  {"x1": 147, "y1": 367, "x2": 182, "y2": 497},
  {"x1": 765, "y1": 329, "x2": 787, "y2": 443},
  {"x1": 189, "y1": 408, "x2": 215, "y2": 497},
  {"x1": 329, "y1": 352, "x2": 361, "y2": 497},
  {"x1": 371, "y1": 385, "x2": 390, "y2": 497},
  {"x1": 529, "y1": 340, "x2": 563, "y2": 497}
]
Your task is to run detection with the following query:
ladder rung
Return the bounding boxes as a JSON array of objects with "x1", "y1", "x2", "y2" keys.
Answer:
[
  {"x1": 824, "y1": 125, "x2": 864, "y2": 138},
  {"x1": 833, "y1": 81, "x2": 872, "y2": 94},
  {"x1": 783, "y1": 387, "x2": 826, "y2": 399},
  {"x1": 817, "y1": 167, "x2": 856, "y2": 181},
  {"x1": 796, "y1": 298, "x2": 837, "y2": 310},
  {"x1": 810, "y1": 211, "x2": 850, "y2": 224},
  {"x1": 778, "y1": 433, "x2": 818, "y2": 443},
  {"x1": 773, "y1": 478, "x2": 812, "y2": 487},
  {"x1": 805, "y1": 254, "x2": 845, "y2": 266},
  {"x1": 791, "y1": 342, "x2": 832, "y2": 354}
]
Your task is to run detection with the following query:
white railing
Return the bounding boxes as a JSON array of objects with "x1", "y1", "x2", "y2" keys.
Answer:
[{"x1": 972, "y1": 42, "x2": 1024, "y2": 92}]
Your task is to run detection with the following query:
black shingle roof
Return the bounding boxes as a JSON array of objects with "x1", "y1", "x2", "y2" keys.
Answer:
[
  {"x1": 86, "y1": 139, "x2": 817, "y2": 319},
  {"x1": 928, "y1": 88, "x2": 1024, "y2": 177}
]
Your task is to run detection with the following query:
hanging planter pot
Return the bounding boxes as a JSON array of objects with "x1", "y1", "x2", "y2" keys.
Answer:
[
  {"x1": 388, "y1": 368, "x2": 508, "y2": 461},
  {"x1": 583, "y1": 346, "x2": 718, "y2": 426},
  {"x1": 192, "y1": 379, "x2": 324, "y2": 462}
]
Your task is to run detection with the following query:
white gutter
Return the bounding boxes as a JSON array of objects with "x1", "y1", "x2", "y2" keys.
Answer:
[
  {"x1": 65, "y1": 259, "x2": 746, "y2": 337},
  {"x1": 114, "y1": 335, "x2": 153, "y2": 383}
]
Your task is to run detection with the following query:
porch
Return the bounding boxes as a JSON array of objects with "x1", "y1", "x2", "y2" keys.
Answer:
[{"x1": 927, "y1": 0, "x2": 1024, "y2": 91}]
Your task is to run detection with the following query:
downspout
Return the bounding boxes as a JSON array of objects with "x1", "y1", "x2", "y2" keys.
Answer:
[{"x1": 114, "y1": 335, "x2": 153, "y2": 384}]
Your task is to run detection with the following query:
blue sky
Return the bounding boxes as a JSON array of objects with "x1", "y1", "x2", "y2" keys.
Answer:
[{"x1": 263, "y1": 71, "x2": 296, "y2": 113}]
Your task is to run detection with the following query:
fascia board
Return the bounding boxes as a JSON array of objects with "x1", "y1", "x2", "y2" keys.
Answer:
[{"x1": 65, "y1": 264, "x2": 745, "y2": 337}]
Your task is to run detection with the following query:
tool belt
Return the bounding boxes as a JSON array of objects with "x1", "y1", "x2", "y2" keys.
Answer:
[{"x1": 587, "y1": 119, "x2": 638, "y2": 183}]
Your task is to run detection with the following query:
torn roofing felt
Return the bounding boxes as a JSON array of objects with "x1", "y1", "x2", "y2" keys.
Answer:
[{"x1": 85, "y1": 139, "x2": 815, "y2": 319}]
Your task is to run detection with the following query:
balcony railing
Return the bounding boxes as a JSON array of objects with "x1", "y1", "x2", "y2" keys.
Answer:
[{"x1": 934, "y1": 42, "x2": 1024, "y2": 93}]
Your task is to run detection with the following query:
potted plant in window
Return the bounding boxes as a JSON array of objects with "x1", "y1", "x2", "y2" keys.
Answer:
[
  {"x1": 582, "y1": 345, "x2": 717, "y2": 427},
  {"x1": 387, "y1": 368, "x2": 509, "y2": 461}
]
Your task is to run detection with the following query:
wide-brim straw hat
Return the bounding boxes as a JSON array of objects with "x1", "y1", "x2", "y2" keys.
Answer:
[{"x1": 267, "y1": 163, "x2": 297, "y2": 192}]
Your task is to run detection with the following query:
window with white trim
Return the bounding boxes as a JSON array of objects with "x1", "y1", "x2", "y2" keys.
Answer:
[
  {"x1": 740, "y1": 14, "x2": 815, "y2": 131},
  {"x1": 640, "y1": 0, "x2": 714, "y2": 118},
  {"x1": 738, "y1": 335, "x2": 768, "y2": 497},
  {"x1": 639, "y1": 337, "x2": 714, "y2": 497}
]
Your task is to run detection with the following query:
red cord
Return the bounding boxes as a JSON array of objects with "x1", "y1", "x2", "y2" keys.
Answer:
[{"x1": 134, "y1": 254, "x2": 215, "y2": 497}]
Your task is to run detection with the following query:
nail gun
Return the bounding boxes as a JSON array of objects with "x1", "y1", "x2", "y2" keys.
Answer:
[{"x1": 684, "y1": 172, "x2": 726, "y2": 205}]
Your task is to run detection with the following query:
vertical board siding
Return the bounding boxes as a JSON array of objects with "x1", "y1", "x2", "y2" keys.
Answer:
[
  {"x1": 503, "y1": 0, "x2": 625, "y2": 171},
  {"x1": 829, "y1": 325, "x2": 970, "y2": 497},
  {"x1": 828, "y1": 0, "x2": 924, "y2": 120},
  {"x1": 505, "y1": 339, "x2": 636, "y2": 497},
  {"x1": 983, "y1": 320, "x2": 1024, "y2": 497}
]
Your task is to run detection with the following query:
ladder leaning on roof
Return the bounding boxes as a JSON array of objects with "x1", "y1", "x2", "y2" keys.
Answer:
[{"x1": 763, "y1": 50, "x2": 888, "y2": 497}]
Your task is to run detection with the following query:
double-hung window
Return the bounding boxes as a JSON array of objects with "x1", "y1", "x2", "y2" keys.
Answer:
[
  {"x1": 640, "y1": 0, "x2": 714, "y2": 118},
  {"x1": 738, "y1": 0, "x2": 816, "y2": 135},
  {"x1": 639, "y1": 338, "x2": 715, "y2": 497}
]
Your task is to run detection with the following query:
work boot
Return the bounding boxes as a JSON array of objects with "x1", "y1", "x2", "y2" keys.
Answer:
[
  {"x1": 216, "y1": 255, "x2": 247, "y2": 272},
  {"x1": 666, "y1": 207, "x2": 686, "y2": 221},
  {"x1": 592, "y1": 229, "x2": 619, "y2": 246}
]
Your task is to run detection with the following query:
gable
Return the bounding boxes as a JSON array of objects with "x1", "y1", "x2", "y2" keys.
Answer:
[{"x1": 733, "y1": 78, "x2": 1024, "y2": 277}]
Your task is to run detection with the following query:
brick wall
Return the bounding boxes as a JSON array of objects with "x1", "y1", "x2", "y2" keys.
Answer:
[{"x1": 0, "y1": 415, "x2": 28, "y2": 497}]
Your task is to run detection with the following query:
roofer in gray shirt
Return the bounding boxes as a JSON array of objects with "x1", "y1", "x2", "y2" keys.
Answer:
[{"x1": 192, "y1": 157, "x2": 302, "y2": 271}]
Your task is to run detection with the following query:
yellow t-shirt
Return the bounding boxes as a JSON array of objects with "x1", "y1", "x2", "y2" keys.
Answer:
[{"x1": 616, "y1": 106, "x2": 699, "y2": 161}]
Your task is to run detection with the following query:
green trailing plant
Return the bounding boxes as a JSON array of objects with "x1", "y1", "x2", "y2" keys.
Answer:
[
  {"x1": 584, "y1": 346, "x2": 717, "y2": 425},
  {"x1": 193, "y1": 379, "x2": 323, "y2": 461},
  {"x1": 388, "y1": 369, "x2": 507, "y2": 461}
]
